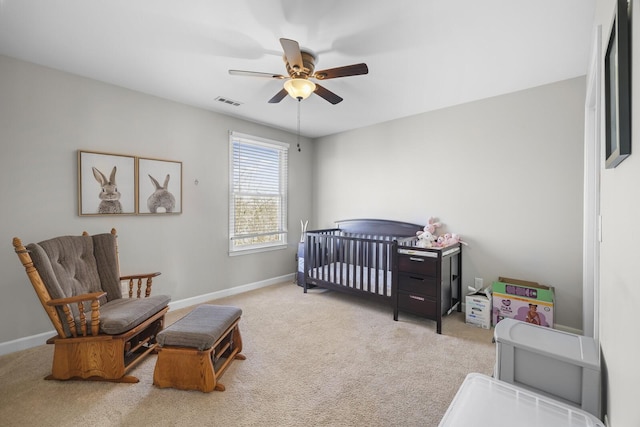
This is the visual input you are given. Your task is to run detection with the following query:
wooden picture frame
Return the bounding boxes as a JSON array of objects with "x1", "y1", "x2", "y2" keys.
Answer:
[
  {"x1": 604, "y1": 0, "x2": 632, "y2": 169},
  {"x1": 78, "y1": 150, "x2": 136, "y2": 216},
  {"x1": 137, "y1": 157, "x2": 182, "y2": 214}
]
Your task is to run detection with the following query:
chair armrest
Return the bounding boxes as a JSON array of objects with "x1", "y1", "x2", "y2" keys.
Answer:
[
  {"x1": 46, "y1": 292, "x2": 106, "y2": 337},
  {"x1": 119, "y1": 272, "x2": 161, "y2": 281},
  {"x1": 120, "y1": 272, "x2": 162, "y2": 298},
  {"x1": 45, "y1": 292, "x2": 107, "y2": 307}
]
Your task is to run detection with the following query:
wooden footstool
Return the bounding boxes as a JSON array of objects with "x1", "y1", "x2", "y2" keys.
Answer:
[{"x1": 153, "y1": 304, "x2": 245, "y2": 392}]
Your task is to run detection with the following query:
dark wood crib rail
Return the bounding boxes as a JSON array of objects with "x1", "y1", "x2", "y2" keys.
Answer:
[
  {"x1": 304, "y1": 229, "x2": 396, "y2": 300},
  {"x1": 302, "y1": 219, "x2": 424, "y2": 303}
]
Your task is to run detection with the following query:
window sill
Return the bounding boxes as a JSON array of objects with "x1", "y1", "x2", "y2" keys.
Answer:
[{"x1": 228, "y1": 244, "x2": 288, "y2": 257}]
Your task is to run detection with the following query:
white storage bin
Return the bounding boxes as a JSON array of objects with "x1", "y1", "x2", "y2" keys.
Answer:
[
  {"x1": 439, "y1": 373, "x2": 604, "y2": 427},
  {"x1": 494, "y1": 318, "x2": 600, "y2": 418}
]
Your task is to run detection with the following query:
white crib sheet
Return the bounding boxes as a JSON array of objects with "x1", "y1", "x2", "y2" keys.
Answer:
[{"x1": 308, "y1": 261, "x2": 392, "y2": 295}]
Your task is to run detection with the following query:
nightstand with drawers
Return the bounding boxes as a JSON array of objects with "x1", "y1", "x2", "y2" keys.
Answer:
[{"x1": 392, "y1": 241, "x2": 462, "y2": 334}]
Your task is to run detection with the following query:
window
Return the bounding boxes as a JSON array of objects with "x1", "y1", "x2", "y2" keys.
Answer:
[{"x1": 229, "y1": 131, "x2": 288, "y2": 254}]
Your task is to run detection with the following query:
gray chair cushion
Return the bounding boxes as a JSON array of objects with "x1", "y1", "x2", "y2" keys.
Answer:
[
  {"x1": 157, "y1": 305, "x2": 242, "y2": 351},
  {"x1": 28, "y1": 235, "x2": 107, "y2": 337},
  {"x1": 28, "y1": 233, "x2": 121, "y2": 303},
  {"x1": 27, "y1": 232, "x2": 170, "y2": 337},
  {"x1": 99, "y1": 294, "x2": 171, "y2": 335},
  {"x1": 28, "y1": 235, "x2": 104, "y2": 301},
  {"x1": 91, "y1": 233, "x2": 121, "y2": 302}
]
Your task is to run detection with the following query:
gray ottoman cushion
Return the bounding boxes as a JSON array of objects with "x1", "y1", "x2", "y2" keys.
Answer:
[{"x1": 157, "y1": 305, "x2": 242, "y2": 351}]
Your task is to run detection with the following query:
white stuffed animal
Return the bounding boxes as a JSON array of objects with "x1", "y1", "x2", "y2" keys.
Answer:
[
  {"x1": 416, "y1": 217, "x2": 442, "y2": 248},
  {"x1": 416, "y1": 230, "x2": 437, "y2": 248}
]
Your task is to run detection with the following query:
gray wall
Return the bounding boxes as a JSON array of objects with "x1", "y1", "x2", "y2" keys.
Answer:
[
  {"x1": 595, "y1": 1, "x2": 640, "y2": 425},
  {"x1": 313, "y1": 77, "x2": 586, "y2": 331},
  {"x1": 0, "y1": 54, "x2": 586, "y2": 343},
  {"x1": 0, "y1": 55, "x2": 313, "y2": 346}
]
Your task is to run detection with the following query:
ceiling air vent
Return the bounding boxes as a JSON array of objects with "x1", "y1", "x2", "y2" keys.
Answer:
[{"x1": 215, "y1": 96, "x2": 242, "y2": 107}]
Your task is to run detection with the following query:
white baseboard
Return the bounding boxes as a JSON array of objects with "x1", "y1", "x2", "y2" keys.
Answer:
[
  {"x1": 0, "y1": 331, "x2": 54, "y2": 356},
  {"x1": 0, "y1": 273, "x2": 295, "y2": 357},
  {"x1": 167, "y1": 273, "x2": 293, "y2": 311}
]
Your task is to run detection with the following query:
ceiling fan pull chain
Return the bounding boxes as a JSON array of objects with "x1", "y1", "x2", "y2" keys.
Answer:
[{"x1": 297, "y1": 99, "x2": 301, "y2": 152}]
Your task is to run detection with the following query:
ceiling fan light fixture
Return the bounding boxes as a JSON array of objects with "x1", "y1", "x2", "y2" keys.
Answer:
[{"x1": 284, "y1": 78, "x2": 316, "y2": 100}]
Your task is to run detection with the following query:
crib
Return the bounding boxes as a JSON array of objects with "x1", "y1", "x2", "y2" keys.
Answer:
[
  {"x1": 302, "y1": 218, "x2": 462, "y2": 333},
  {"x1": 302, "y1": 219, "x2": 421, "y2": 302}
]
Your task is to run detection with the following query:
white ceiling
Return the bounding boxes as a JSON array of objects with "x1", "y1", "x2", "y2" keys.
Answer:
[{"x1": 0, "y1": 0, "x2": 595, "y2": 138}]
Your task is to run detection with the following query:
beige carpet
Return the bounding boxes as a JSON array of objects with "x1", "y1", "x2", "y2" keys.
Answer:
[{"x1": 0, "y1": 282, "x2": 496, "y2": 427}]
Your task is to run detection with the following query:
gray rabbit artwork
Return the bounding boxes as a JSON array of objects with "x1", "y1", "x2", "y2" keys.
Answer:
[
  {"x1": 147, "y1": 174, "x2": 176, "y2": 213},
  {"x1": 92, "y1": 166, "x2": 123, "y2": 214}
]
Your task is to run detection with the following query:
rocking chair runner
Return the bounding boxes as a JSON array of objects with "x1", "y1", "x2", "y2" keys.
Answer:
[{"x1": 13, "y1": 228, "x2": 171, "y2": 383}]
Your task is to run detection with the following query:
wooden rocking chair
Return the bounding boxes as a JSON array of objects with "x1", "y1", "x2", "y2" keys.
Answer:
[{"x1": 13, "y1": 228, "x2": 171, "y2": 383}]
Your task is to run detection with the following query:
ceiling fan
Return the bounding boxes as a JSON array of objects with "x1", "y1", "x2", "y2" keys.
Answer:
[{"x1": 229, "y1": 38, "x2": 368, "y2": 105}]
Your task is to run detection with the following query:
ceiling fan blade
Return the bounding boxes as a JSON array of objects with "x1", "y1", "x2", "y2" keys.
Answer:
[
  {"x1": 313, "y1": 63, "x2": 369, "y2": 80},
  {"x1": 314, "y1": 84, "x2": 343, "y2": 105},
  {"x1": 229, "y1": 70, "x2": 286, "y2": 79},
  {"x1": 280, "y1": 38, "x2": 303, "y2": 73},
  {"x1": 268, "y1": 88, "x2": 289, "y2": 104}
]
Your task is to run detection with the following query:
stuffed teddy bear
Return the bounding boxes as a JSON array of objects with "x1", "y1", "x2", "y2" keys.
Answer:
[
  {"x1": 446, "y1": 233, "x2": 460, "y2": 246},
  {"x1": 450, "y1": 233, "x2": 469, "y2": 246},
  {"x1": 438, "y1": 233, "x2": 468, "y2": 247},
  {"x1": 416, "y1": 230, "x2": 437, "y2": 248}
]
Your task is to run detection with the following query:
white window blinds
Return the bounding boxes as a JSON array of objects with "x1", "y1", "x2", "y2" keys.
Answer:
[{"x1": 229, "y1": 131, "x2": 289, "y2": 254}]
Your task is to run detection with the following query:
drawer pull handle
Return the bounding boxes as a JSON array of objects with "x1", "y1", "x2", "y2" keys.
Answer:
[
  {"x1": 409, "y1": 295, "x2": 425, "y2": 301},
  {"x1": 409, "y1": 276, "x2": 424, "y2": 281},
  {"x1": 409, "y1": 257, "x2": 424, "y2": 262}
]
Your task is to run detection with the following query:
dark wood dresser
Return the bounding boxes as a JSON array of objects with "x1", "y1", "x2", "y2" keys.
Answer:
[{"x1": 392, "y1": 240, "x2": 462, "y2": 334}]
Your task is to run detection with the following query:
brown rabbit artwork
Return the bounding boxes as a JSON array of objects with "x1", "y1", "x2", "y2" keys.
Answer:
[
  {"x1": 147, "y1": 174, "x2": 176, "y2": 213},
  {"x1": 92, "y1": 166, "x2": 123, "y2": 214}
]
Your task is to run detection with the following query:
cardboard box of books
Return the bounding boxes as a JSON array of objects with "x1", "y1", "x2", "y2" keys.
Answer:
[{"x1": 492, "y1": 277, "x2": 554, "y2": 328}]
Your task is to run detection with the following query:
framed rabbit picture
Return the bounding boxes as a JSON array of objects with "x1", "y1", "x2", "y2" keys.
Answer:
[
  {"x1": 78, "y1": 150, "x2": 137, "y2": 216},
  {"x1": 137, "y1": 157, "x2": 182, "y2": 214}
]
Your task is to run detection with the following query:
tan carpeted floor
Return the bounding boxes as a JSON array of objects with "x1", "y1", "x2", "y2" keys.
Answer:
[{"x1": 0, "y1": 282, "x2": 496, "y2": 427}]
